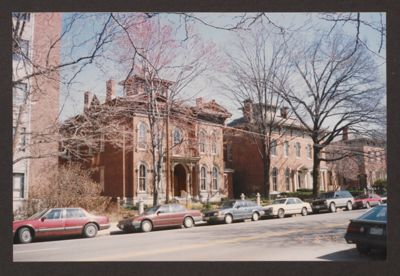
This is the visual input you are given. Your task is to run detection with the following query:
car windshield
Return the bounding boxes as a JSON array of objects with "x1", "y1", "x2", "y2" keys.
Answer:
[
  {"x1": 220, "y1": 201, "x2": 236, "y2": 209},
  {"x1": 272, "y1": 199, "x2": 287, "y2": 204},
  {"x1": 358, "y1": 205, "x2": 387, "y2": 222},
  {"x1": 143, "y1": 205, "x2": 160, "y2": 215},
  {"x1": 318, "y1": 192, "x2": 334, "y2": 199},
  {"x1": 27, "y1": 209, "x2": 49, "y2": 220}
]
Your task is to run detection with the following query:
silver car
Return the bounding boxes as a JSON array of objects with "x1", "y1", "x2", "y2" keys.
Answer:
[{"x1": 203, "y1": 199, "x2": 265, "y2": 224}]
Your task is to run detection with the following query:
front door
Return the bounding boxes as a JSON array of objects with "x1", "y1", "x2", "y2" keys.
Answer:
[{"x1": 174, "y1": 164, "x2": 187, "y2": 197}]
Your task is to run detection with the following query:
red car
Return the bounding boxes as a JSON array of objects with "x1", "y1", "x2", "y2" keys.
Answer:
[
  {"x1": 117, "y1": 204, "x2": 203, "y2": 233},
  {"x1": 13, "y1": 208, "x2": 110, "y2": 244},
  {"x1": 353, "y1": 193, "x2": 382, "y2": 209}
]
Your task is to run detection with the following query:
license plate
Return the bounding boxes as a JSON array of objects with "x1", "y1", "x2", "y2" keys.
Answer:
[{"x1": 370, "y1": 227, "x2": 383, "y2": 235}]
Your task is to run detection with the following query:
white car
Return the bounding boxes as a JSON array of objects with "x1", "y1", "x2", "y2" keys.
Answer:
[{"x1": 263, "y1": 197, "x2": 312, "y2": 218}]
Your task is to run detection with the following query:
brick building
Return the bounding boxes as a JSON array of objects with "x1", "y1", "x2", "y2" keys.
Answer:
[
  {"x1": 224, "y1": 100, "x2": 332, "y2": 198},
  {"x1": 61, "y1": 75, "x2": 232, "y2": 204},
  {"x1": 12, "y1": 13, "x2": 62, "y2": 211},
  {"x1": 327, "y1": 135, "x2": 387, "y2": 190}
]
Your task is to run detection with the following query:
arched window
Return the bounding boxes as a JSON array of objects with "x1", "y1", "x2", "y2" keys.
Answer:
[
  {"x1": 200, "y1": 166, "x2": 207, "y2": 191},
  {"x1": 271, "y1": 140, "x2": 277, "y2": 156},
  {"x1": 284, "y1": 141, "x2": 289, "y2": 157},
  {"x1": 199, "y1": 130, "x2": 206, "y2": 153},
  {"x1": 138, "y1": 164, "x2": 147, "y2": 192},
  {"x1": 285, "y1": 168, "x2": 290, "y2": 191},
  {"x1": 212, "y1": 167, "x2": 218, "y2": 190},
  {"x1": 138, "y1": 122, "x2": 147, "y2": 149},
  {"x1": 295, "y1": 142, "x2": 301, "y2": 157},
  {"x1": 173, "y1": 128, "x2": 182, "y2": 146},
  {"x1": 306, "y1": 144, "x2": 312, "y2": 159},
  {"x1": 272, "y1": 167, "x2": 278, "y2": 191},
  {"x1": 211, "y1": 131, "x2": 217, "y2": 154}
]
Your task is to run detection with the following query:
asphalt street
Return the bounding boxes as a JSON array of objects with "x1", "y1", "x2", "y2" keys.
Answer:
[{"x1": 13, "y1": 208, "x2": 386, "y2": 261}]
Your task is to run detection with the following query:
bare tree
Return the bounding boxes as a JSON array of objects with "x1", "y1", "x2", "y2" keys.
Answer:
[
  {"x1": 277, "y1": 32, "x2": 384, "y2": 197},
  {"x1": 222, "y1": 24, "x2": 294, "y2": 197}
]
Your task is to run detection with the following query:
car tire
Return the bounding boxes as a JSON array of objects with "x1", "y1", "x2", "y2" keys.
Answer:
[
  {"x1": 346, "y1": 201, "x2": 353, "y2": 211},
  {"x1": 251, "y1": 212, "x2": 259, "y2": 221},
  {"x1": 366, "y1": 202, "x2": 371, "y2": 209},
  {"x1": 278, "y1": 209, "x2": 285, "y2": 219},
  {"x1": 141, "y1": 220, "x2": 153, "y2": 232},
  {"x1": 183, "y1": 217, "x2": 194, "y2": 228},
  {"x1": 224, "y1": 214, "x2": 233, "y2": 224},
  {"x1": 301, "y1": 207, "x2": 308, "y2": 216},
  {"x1": 18, "y1": 227, "x2": 33, "y2": 244},
  {"x1": 356, "y1": 244, "x2": 370, "y2": 255},
  {"x1": 83, "y1": 223, "x2": 98, "y2": 238},
  {"x1": 329, "y1": 202, "x2": 336, "y2": 213}
]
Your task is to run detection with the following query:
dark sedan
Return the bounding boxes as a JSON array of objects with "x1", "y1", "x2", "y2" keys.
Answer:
[
  {"x1": 344, "y1": 204, "x2": 387, "y2": 255},
  {"x1": 13, "y1": 208, "x2": 110, "y2": 244},
  {"x1": 203, "y1": 199, "x2": 265, "y2": 224},
  {"x1": 117, "y1": 204, "x2": 203, "y2": 233}
]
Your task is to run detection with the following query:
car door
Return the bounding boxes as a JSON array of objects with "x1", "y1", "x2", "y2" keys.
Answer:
[
  {"x1": 294, "y1": 198, "x2": 304, "y2": 213},
  {"x1": 170, "y1": 204, "x2": 186, "y2": 226},
  {"x1": 152, "y1": 205, "x2": 172, "y2": 228},
  {"x1": 64, "y1": 208, "x2": 88, "y2": 235},
  {"x1": 37, "y1": 208, "x2": 66, "y2": 238},
  {"x1": 233, "y1": 201, "x2": 245, "y2": 220},
  {"x1": 286, "y1": 198, "x2": 297, "y2": 214}
]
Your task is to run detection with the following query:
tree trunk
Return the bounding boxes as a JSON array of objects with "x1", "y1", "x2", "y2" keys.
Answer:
[
  {"x1": 262, "y1": 142, "x2": 271, "y2": 198},
  {"x1": 312, "y1": 145, "x2": 321, "y2": 197}
]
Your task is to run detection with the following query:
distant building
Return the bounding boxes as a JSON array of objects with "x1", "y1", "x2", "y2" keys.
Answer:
[
  {"x1": 327, "y1": 133, "x2": 387, "y2": 190},
  {"x1": 12, "y1": 13, "x2": 62, "y2": 211},
  {"x1": 61, "y1": 75, "x2": 232, "y2": 204},
  {"x1": 224, "y1": 99, "x2": 332, "y2": 198}
]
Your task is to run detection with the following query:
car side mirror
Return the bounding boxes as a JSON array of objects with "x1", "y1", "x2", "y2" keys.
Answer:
[
  {"x1": 156, "y1": 211, "x2": 161, "y2": 215},
  {"x1": 40, "y1": 217, "x2": 46, "y2": 222}
]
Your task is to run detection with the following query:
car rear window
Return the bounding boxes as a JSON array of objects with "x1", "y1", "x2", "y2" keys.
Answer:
[{"x1": 358, "y1": 205, "x2": 387, "y2": 222}]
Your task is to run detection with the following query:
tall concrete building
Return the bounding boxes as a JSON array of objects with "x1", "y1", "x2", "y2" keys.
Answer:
[{"x1": 12, "y1": 13, "x2": 62, "y2": 211}]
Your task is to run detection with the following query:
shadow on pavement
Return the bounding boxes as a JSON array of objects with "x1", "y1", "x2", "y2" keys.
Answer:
[{"x1": 318, "y1": 248, "x2": 386, "y2": 261}]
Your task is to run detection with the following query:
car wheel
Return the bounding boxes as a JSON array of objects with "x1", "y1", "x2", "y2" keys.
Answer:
[
  {"x1": 278, "y1": 209, "x2": 285, "y2": 219},
  {"x1": 346, "y1": 201, "x2": 353, "y2": 211},
  {"x1": 356, "y1": 244, "x2": 370, "y2": 255},
  {"x1": 183, "y1": 217, "x2": 194, "y2": 228},
  {"x1": 301, "y1": 207, "x2": 308, "y2": 216},
  {"x1": 18, "y1": 227, "x2": 33, "y2": 244},
  {"x1": 224, "y1": 214, "x2": 233, "y2": 224},
  {"x1": 251, "y1": 212, "x2": 259, "y2": 221},
  {"x1": 141, "y1": 220, "x2": 153, "y2": 232},
  {"x1": 83, "y1": 223, "x2": 98, "y2": 238},
  {"x1": 366, "y1": 202, "x2": 371, "y2": 209},
  {"x1": 329, "y1": 202, "x2": 336, "y2": 213}
]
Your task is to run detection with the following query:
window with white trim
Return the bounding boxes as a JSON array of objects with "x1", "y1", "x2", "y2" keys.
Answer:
[
  {"x1": 173, "y1": 128, "x2": 182, "y2": 146},
  {"x1": 212, "y1": 167, "x2": 218, "y2": 190},
  {"x1": 13, "y1": 83, "x2": 27, "y2": 105},
  {"x1": 285, "y1": 168, "x2": 290, "y2": 191},
  {"x1": 200, "y1": 166, "x2": 207, "y2": 191},
  {"x1": 271, "y1": 140, "x2": 277, "y2": 156},
  {"x1": 138, "y1": 164, "x2": 147, "y2": 192},
  {"x1": 199, "y1": 130, "x2": 206, "y2": 153},
  {"x1": 306, "y1": 144, "x2": 312, "y2": 159},
  {"x1": 284, "y1": 141, "x2": 289, "y2": 157},
  {"x1": 13, "y1": 173, "x2": 25, "y2": 198},
  {"x1": 211, "y1": 132, "x2": 217, "y2": 154},
  {"x1": 138, "y1": 122, "x2": 147, "y2": 149},
  {"x1": 272, "y1": 168, "x2": 278, "y2": 191},
  {"x1": 295, "y1": 142, "x2": 301, "y2": 157}
]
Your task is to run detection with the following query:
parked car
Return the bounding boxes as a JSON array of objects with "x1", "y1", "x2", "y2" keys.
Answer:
[
  {"x1": 311, "y1": 190, "x2": 354, "y2": 213},
  {"x1": 353, "y1": 193, "x2": 382, "y2": 209},
  {"x1": 344, "y1": 204, "x2": 387, "y2": 254},
  {"x1": 117, "y1": 204, "x2": 203, "y2": 233},
  {"x1": 380, "y1": 192, "x2": 387, "y2": 204},
  {"x1": 13, "y1": 208, "x2": 110, "y2": 244},
  {"x1": 203, "y1": 199, "x2": 265, "y2": 224},
  {"x1": 263, "y1": 197, "x2": 312, "y2": 218}
]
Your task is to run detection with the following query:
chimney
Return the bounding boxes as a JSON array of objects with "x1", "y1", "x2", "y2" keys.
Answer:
[
  {"x1": 243, "y1": 99, "x2": 253, "y2": 123},
  {"x1": 342, "y1": 127, "x2": 349, "y2": 141},
  {"x1": 196, "y1": 97, "x2": 203, "y2": 107},
  {"x1": 280, "y1": 107, "x2": 289, "y2": 119},
  {"x1": 106, "y1": 79, "x2": 115, "y2": 102},
  {"x1": 84, "y1": 91, "x2": 93, "y2": 112}
]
